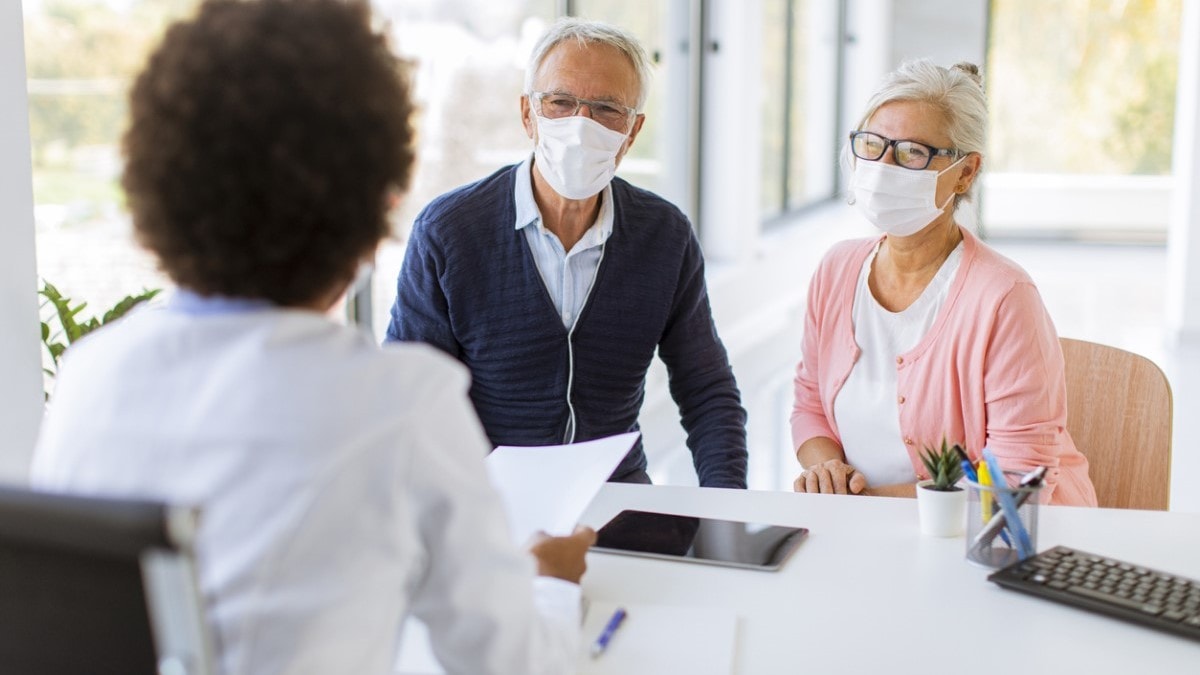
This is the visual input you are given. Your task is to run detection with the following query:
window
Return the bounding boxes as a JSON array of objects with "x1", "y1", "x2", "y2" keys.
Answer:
[
  {"x1": 572, "y1": 0, "x2": 668, "y2": 197},
  {"x1": 24, "y1": 0, "x2": 845, "y2": 347},
  {"x1": 984, "y1": 0, "x2": 1183, "y2": 238},
  {"x1": 988, "y1": 0, "x2": 1181, "y2": 175},
  {"x1": 24, "y1": 0, "x2": 197, "y2": 315},
  {"x1": 368, "y1": 0, "x2": 556, "y2": 337},
  {"x1": 760, "y1": 0, "x2": 842, "y2": 221}
]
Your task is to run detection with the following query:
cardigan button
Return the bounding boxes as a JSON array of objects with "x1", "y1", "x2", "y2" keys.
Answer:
[
  {"x1": 904, "y1": 437, "x2": 914, "y2": 446},
  {"x1": 897, "y1": 395, "x2": 906, "y2": 404},
  {"x1": 895, "y1": 356, "x2": 904, "y2": 366}
]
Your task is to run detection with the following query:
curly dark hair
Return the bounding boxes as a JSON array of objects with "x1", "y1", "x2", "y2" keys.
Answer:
[{"x1": 123, "y1": 0, "x2": 415, "y2": 306}]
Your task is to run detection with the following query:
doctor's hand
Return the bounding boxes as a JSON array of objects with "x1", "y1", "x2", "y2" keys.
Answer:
[
  {"x1": 793, "y1": 459, "x2": 868, "y2": 495},
  {"x1": 528, "y1": 526, "x2": 597, "y2": 584}
]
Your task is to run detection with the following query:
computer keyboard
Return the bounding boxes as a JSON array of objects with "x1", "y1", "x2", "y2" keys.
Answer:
[{"x1": 988, "y1": 545, "x2": 1200, "y2": 642}]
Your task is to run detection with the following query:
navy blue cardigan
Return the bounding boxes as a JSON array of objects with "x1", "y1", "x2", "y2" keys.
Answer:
[{"x1": 385, "y1": 165, "x2": 748, "y2": 489}]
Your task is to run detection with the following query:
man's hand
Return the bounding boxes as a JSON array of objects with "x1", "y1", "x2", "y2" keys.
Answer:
[
  {"x1": 793, "y1": 458, "x2": 868, "y2": 495},
  {"x1": 527, "y1": 526, "x2": 597, "y2": 584}
]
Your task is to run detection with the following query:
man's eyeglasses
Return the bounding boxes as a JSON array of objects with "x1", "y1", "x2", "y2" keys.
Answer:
[
  {"x1": 849, "y1": 131, "x2": 961, "y2": 171},
  {"x1": 530, "y1": 91, "x2": 637, "y2": 133}
]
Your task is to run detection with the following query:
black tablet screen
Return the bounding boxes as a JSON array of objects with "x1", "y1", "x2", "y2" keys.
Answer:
[{"x1": 591, "y1": 509, "x2": 807, "y2": 571}]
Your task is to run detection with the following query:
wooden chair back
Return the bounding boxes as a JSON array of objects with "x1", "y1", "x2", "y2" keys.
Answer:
[{"x1": 1059, "y1": 337, "x2": 1172, "y2": 510}]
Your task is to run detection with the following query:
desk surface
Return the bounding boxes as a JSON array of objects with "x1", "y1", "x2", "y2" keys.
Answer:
[{"x1": 578, "y1": 483, "x2": 1200, "y2": 674}]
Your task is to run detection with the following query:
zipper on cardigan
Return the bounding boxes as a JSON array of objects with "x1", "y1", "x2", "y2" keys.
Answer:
[{"x1": 562, "y1": 242, "x2": 607, "y2": 444}]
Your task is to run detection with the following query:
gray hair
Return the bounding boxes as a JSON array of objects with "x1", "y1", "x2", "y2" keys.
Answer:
[
  {"x1": 524, "y1": 18, "x2": 653, "y2": 111},
  {"x1": 848, "y1": 59, "x2": 987, "y2": 206}
]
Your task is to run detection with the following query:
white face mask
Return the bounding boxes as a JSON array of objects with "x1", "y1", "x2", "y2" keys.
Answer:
[
  {"x1": 851, "y1": 156, "x2": 966, "y2": 237},
  {"x1": 533, "y1": 114, "x2": 629, "y2": 200}
]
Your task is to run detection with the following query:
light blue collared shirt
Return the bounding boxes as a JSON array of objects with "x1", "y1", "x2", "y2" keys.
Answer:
[
  {"x1": 168, "y1": 288, "x2": 274, "y2": 315},
  {"x1": 514, "y1": 155, "x2": 614, "y2": 330}
]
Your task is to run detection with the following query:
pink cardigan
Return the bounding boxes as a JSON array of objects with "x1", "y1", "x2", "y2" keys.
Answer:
[{"x1": 790, "y1": 227, "x2": 1097, "y2": 506}]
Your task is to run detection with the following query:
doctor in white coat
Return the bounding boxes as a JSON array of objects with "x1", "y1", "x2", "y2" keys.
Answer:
[{"x1": 30, "y1": 1, "x2": 594, "y2": 673}]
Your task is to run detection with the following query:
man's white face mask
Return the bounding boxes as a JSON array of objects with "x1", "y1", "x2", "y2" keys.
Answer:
[
  {"x1": 851, "y1": 155, "x2": 966, "y2": 237},
  {"x1": 533, "y1": 114, "x2": 629, "y2": 200}
]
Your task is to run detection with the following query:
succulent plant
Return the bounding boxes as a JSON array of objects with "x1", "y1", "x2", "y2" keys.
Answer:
[{"x1": 919, "y1": 439, "x2": 966, "y2": 492}]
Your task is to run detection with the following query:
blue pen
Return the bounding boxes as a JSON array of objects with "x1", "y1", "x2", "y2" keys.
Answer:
[
  {"x1": 957, "y1": 446, "x2": 1012, "y2": 546},
  {"x1": 590, "y1": 607, "x2": 628, "y2": 658},
  {"x1": 954, "y1": 446, "x2": 978, "y2": 483},
  {"x1": 981, "y1": 449, "x2": 1035, "y2": 558}
]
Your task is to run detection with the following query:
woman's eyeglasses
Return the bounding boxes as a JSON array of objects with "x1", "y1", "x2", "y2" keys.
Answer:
[{"x1": 849, "y1": 131, "x2": 961, "y2": 170}]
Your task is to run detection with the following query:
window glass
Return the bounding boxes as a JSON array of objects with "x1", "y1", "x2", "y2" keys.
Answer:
[
  {"x1": 22, "y1": 0, "x2": 555, "y2": 344},
  {"x1": 572, "y1": 0, "x2": 668, "y2": 197},
  {"x1": 759, "y1": 1, "x2": 788, "y2": 219},
  {"x1": 988, "y1": 0, "x2": 1182, "y2": 175},
  {"x1": 787, "y1": 0, "x2": 839, "y2": 208},
  {"x1": 362, "y1": 1, "x2": 558, "y2": 338},
  {"x1": 24, "y1": 0, "x2": 197, "y2": 315},
  {"x1": 761, "y1": 0, "x2": 841, "y2": 220}
]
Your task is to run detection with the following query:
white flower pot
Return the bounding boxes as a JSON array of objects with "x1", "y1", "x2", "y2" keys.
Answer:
[{"x1": 916, "y1": 480, "x2": 966, "y2": 537}]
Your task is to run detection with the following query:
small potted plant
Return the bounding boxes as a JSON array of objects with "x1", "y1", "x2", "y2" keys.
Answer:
[{"x1": 915, "y1": 439, "x2": 967, "y2": 537}]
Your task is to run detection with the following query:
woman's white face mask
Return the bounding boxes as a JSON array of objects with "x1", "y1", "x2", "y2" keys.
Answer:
[
  {"x1": 533, "y1": 114, "x2": 629, "y2": 200},
  {"x1": 851, "y1": 156, "x2": 966, "y2": 237}
]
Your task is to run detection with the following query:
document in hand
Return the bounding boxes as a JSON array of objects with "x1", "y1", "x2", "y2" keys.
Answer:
[{"x1": 485, "y1": 432, "x2": 640, "y2": 545}]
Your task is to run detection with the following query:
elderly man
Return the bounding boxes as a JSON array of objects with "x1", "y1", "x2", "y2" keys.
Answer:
[{"x1": 386, "y1": 18, "x2": 747, "y2": 489}]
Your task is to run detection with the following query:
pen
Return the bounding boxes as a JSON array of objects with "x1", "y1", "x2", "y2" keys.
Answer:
[
  {"x1": 954, "y1": 446, "x2": 978, "y2": 483},
  {"x1": 977, "y1": 459, "x2": 994, "y2": 522},
  {"x1": 981, "y1": 450, "x2": 1035, "y2": 558},
  {"x1": 590, "y1": 607, "x2": 627, "y2": 659},
  {"x1": 972, "y1": 453, "x2": 1012, "y2": 547},
  {"x1": 968, "y1": 466, "x2": 1047, "y2": 552}
]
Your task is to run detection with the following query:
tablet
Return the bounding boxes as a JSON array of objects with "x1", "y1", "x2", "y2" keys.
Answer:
[{"x1": 590, "y1": 509, "x2": 808, "y2": 572}]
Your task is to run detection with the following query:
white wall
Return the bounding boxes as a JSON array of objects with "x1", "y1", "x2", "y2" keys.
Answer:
[
  {"x1": 890, "y1": 0, "x2": 987, "y2": 68},
  {"x1": 1167, "y1": 0, "x2": 1200, "y2": 344},
  {"x1": 0, "y1": 2, "x2": 44, "y2": 483}
]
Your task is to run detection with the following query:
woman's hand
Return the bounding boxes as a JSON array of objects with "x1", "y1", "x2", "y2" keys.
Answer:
[
  {"x1": 794, "y1": 458, "x2": 868, "y2": 495},
  {"x1": 527, "y1": 526, "x2": 596, "y2": 584}
]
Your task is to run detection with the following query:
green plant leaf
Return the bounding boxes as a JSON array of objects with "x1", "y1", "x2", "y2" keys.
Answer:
[
  {"x1": 101, "y1": 288, "x2": 160, "y2": 324},
  {"x1": 41, "y1": 282, "x2": 84, "y2": 344},
  {"x1": 921, "y1": 438, "x2": 966, "y2": 490},
  {"x1": 38, "y1": 280, "x2": 161, "y2": 397}
]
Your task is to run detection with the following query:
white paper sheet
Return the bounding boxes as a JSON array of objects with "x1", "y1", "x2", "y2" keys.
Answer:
[
  {"x1": 485, "y1": 431, "x2": 640, "y2": 545},
  {"x1": 576, "y1": 601, "x2": 738, "y2": 675}
]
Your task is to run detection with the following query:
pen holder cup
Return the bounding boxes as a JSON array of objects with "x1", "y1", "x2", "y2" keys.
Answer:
[{"x1": 965, "y1": 476, "x2": 1041, "y2": 569}]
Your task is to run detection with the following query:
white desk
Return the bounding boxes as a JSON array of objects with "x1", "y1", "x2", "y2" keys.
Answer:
[{"x1": 577, "y1": 483, "x2": 1200, "y2": 674}]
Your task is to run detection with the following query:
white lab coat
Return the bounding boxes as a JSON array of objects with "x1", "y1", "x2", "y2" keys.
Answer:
[{"x1": 32, "y1": 303, "x2": 580, "y2": 675}]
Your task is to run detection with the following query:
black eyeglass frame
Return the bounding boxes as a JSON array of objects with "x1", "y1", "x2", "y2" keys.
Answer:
[{"x1": 848, "y1": 131, "x2": 962, "y2": 170}]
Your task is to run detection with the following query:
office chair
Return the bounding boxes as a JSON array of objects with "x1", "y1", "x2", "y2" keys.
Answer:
[
  {"x1": 0, "y1": 485, "x2": 216, "y2": 674},
  {"x1": 1059, "y1": 337, "x2": 1173, "y2": 510}
]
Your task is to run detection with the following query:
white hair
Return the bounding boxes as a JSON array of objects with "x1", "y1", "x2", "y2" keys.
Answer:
[
  {"x1": 847, "y1": 59, "x2": 988, "y2": 206},
  {"x1": 524, "y1": 18, "x2": 653, "y2": 111}
]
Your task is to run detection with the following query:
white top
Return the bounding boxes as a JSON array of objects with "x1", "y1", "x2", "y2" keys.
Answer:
[
  {"x1": 31, "y1": 301, "x2": 581, "y2": 675},
  {"x1": 515, "y1": 154, "x2": 612, "y2": 329},
  {"x1": 833, "y1": 240, "x2": 962, "y2": 486}
]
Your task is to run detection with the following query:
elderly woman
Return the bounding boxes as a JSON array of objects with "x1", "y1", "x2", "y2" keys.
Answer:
[
  {"x1": 791, "y1": 60, "x2": 1096, "y2": 506},
  {"x1": 31, "y1": 1, "x2": 593, "y2": 673}
]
